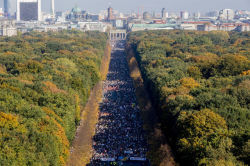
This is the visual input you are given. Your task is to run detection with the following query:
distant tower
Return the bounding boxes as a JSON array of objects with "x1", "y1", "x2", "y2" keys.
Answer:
[
  {"x1": 51, "y1": 0, "x2": 55, "y2": 18},
  {"x1": 162, "y1": 8, "x2": 168, "y2": 19},
  {"x1": 152, "y1": 11, "x2": 156, "y2": 18},
  {"x1": 180, "y1": 11, "x2": 189, "y2": 20},
  {"x1": 17, "y1": 0, "x2": 42, "y2": 21},
  {"x1": 107, "y1": 7, "x2": 114, "y2": 21},
  {"x1": 4, "y1": 0, "x2": 9, "y2": 17}
]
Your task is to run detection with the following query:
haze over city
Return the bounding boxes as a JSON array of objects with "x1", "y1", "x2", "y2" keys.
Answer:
[
  {"x1": 1, "y1": 0, "x2": 250, "y2": 13},
  {"x1": 55, "y1": 0, "x2": 250, "y2": 13}
]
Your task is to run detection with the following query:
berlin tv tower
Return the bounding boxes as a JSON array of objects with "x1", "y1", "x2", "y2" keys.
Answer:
[{"x1": 51, "y1": 0, "x2": 55, "y2": 18}]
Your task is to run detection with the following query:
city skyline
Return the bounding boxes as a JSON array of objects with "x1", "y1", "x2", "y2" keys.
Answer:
[{"x1": 1, "y1": 0, "x2": 250, "y2": 14}]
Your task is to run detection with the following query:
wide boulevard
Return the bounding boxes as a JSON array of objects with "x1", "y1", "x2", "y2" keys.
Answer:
[{"x1": 90, "y1": 40, "x2": 149, "y2": 166}]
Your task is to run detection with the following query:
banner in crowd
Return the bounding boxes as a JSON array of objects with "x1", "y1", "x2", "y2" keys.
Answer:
[{"x1": 130, "y1": 157, "x2": 147, "y2": 161}]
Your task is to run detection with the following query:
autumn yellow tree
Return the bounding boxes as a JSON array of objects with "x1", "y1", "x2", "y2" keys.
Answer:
[{"x1": 177, "y1": 109, "x2": 231, "y2": 164}]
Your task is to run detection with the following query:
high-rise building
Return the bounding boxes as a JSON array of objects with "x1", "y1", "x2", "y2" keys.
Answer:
[
  {"x1": 143, "y1": 12, "x2": 151, "y2": 20},
  {"x1": 107, "y1": 7, "x2": 114, "y2": 21},
  {"x1": 0, "y1": 20, "x2": 17, "y2": 36},
  {"x1": 180, "y1": 11, "x2": 189, "y2": 20},
  {"x1": 161, "y1": 8, "x2": 168, "y2": 19},
  {"x1": 218, "y1": 9, "x2": 235, "y2": 20},
  {"x1": 51, "y1": 0, "x2": 55, "y2": 18},
  {"x1": 4, "y1": 0, "x2": 9, "y2": 17},
  {"x1": 16, "y1": 0, "x2": 42, "y2": 21}
]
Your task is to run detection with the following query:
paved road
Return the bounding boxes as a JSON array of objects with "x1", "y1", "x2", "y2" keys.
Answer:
[{"x1": 90, "y1": 40, "x2": 149, "y2": 166}]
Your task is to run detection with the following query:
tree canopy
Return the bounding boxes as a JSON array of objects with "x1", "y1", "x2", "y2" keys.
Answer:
[
  {"x1": 0, "y1": 30, "x2": 108, "y2": 165},
  {"x1": 127, "y1": 30, "x2": 250, "y2": 165}
]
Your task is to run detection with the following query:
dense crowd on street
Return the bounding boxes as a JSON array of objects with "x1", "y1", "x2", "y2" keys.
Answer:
[{"x1": 91, "y1": 40, "x2": 147, "y2": 163}]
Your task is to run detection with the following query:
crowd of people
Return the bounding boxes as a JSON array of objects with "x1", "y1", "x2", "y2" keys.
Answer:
[{"x1": 91, "y1": 40, "x2": 148, "y2": 164}]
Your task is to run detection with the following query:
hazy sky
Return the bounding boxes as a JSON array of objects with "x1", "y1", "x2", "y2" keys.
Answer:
[{"x1": 2, "y1": 0, "x2": 250, "y2": 14}]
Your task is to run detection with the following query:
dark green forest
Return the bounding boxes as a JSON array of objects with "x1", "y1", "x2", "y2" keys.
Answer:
[
  {"x1": 127, "y1": 30, "x2": 250, "y2": 165},
  {"x1": 0, "y1": 30, "x2": 108, "y2": 165}
]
